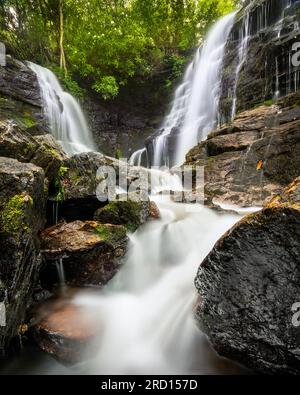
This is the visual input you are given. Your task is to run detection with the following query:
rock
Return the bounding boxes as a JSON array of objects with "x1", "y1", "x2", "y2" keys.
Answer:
[
  {"x1": 83, "y1": 75, "x2": 168, "y2": 158},
  {"x1": 185, "y1": 94, "x2": 300, "y2": 206},
  {"x1": 94, "y1": 195, "x2": 152, "y2": 232},
  {"x1": 33, "y1": 301, "x2": 99, "y2": 363},
  {"x1": 0, "y1": 121, "x2": 68, "y2": 181},
  {"x1": 149, "y1": 201, "x2": 160, "y2": 219},
  {"x1": 194, "y1": 178, "x2": 300, "y2": 375},
  {"x1": 57, "y1": 152, "x2": 150, "y2": 222},
  {"x1": 219, "y1": 0, "x2": 300, "y2": 121},
  {"x1": 40, "y1": 221, "x2": 128, "y2": 287},
  {"x1": 0, "y1": 157, "x2": 45, "y2": 353},
  {"x1": 0, "y1": 56, "x2": 47, "y2": 136}
]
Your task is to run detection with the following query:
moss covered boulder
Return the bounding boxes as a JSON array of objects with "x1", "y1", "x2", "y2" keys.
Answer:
[
  {"x1": 40, "y1": 221, "x2": 128, "y2": 287},
  {"x1": 0, "y1": 157, "x2": 46, "y2": 353},
  {"x1": 94, "y1": 196, "x2": 152, "y2": 232},
  {"x1": 194, "y1": 178, "x2": 300, "y2": 374}
]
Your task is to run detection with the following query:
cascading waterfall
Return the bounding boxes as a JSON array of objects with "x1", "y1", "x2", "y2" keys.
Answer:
[
  {"x1": 70, "y1": 175, "x2": 254, "y2": 375},
  {"x1": 151, "y1": 12, "x2": 236, "y2": 167},
  {"x1": 28, "y1": 63, "x2": 96, "y2": 156}
]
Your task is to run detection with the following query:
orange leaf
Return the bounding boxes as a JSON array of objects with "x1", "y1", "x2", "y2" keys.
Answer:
[{"x1": 257, "y1": 160, "x2": 263, "y2": 171}]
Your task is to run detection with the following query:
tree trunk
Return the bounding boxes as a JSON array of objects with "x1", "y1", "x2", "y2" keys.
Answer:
[{"x1": 59, "y1": 0, "x2": 67, "y2": 75}]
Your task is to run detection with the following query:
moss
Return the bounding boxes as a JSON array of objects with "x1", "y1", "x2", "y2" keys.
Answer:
[
  {"x1": 21, "y1": 112, "x2": 36, "y2": 128},
  {"x1": 0, "y1": 194, "x2": 33, "y2": 234},
  {"x1": 95, "y1": 200, "x2": 143, "y2": 232},
  {"x1": 264, "y1": 99, "x2": 275, "y2": 107},
  {"x1": 53, "y1": 166, "x2": 69, "y2": 202},
  {"x1": 44, "y1": 143, "x2": 61, "y2": 160},
  {"x1": 94, "y1": 224, "x2": 127, "y2": 244}
]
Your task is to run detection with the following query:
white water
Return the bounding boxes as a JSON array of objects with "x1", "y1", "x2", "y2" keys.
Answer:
[
  {"x1": 129, "y1": 148, "x2": 147, "y2": 167},
  {"x1": 71, "y1": 191, "x2": 243, "y2": 374},
  {"x1": 28, "y1": 63, "x2": 96, "y2": 156},
  {"x1": 152, "y1": 12, "x2": 236, "y2": 167}
]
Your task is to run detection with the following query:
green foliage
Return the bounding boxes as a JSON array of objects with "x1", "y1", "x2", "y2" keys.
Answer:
[
  {"x1": 92, "y1": 76, "x2": 119, "y2": 100},
  {"x1": 0, "y1": 0, "x2": 239, "y2": 99},
  {"x1": 54, "y1": 166, "x2": 69, "y2": 202}
]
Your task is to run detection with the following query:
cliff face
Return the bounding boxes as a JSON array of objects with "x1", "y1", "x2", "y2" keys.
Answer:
[
  {"x1": 219, "y1": 0, "x2": 300, "y2": 122},
  {"x1": 84, "y1": 76, "x2": 170, "y2": 158}
]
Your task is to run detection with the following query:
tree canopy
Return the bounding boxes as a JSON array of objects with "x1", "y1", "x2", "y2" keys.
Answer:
[{"x1": 0, "y1": 0, "x2": 239, "y2": 99}]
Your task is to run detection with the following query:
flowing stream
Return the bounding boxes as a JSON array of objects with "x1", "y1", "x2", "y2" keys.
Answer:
[{"x1": 73, "y1": 194, "x2": 252, "y2": 375}]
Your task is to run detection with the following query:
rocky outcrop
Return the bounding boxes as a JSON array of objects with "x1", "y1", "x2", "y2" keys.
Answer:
[
  {"x1": 0, "y1": 56, "x2": 47, "y2": 136},
  {"x1": 40, "y1": 221, "x2": 128, "y2": 287},
  {"x1": 219, "y1": 0, "x2": 300, "y2": 122},
  {"x1": 185, "y1": 93, "x2": 300, "y2": 206},
  {"x1": 0, "y1": 157, "x2": 45, "y2": 353},
  {"x1": 0, "y1": 121, "x2": 68, "y2": 181},
  {"x1": 84, "y1": 76, "x2": 170, "y2": 158},
  {"x1": 194, "y1": 178, "x2": 300, "y2": 375}
]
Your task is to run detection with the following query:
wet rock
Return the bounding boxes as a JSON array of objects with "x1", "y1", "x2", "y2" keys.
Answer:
[
  {"x1": 185, "y1": 95, "x2": 300, "y2": 206},
  {"x1": 0, "y1": 157, "x2": 45, "y2": 353},
  {"x1": 40, "y1": 221, "x2": 128, "y2": 287},
  {"x1": 195, "y1": 178, "x2": 300, "y2": 375},
  {"x1": 0, "y1": 121, "x2": 68, "y2": 181},
  {"x1": 33, "y1": 302, "x2": 99, "y2": 363}
]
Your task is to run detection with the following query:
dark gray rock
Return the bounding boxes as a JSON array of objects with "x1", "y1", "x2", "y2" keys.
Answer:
[
  {"x1": 0, "y1": 157, "x2": 45, "y2": 353},
  {"x1": 0, "y1": 56, "x2": 47, "y2": 136},
  {"x1": 194, "y1": 178, "x2": 300, "y2": 375}
]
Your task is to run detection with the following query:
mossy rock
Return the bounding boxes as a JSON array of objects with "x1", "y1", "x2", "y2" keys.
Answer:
[
  {"x1": 94, "y1": 199, "x2": 150, "y2": 233},
  {"x1": 0, "y1": 194, "x2": 33, "y2": 234}
]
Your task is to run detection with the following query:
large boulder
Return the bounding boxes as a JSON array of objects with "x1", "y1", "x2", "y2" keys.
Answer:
[
  {"x1": 194, "y1": 178, "x2": 300, "y2": 375},
  {"x1": 40, "y1": 221, "x2": 128, "y2": 287},
  {"x1": 94, "y1": 195, "x2": 152, "y2": 232},
  {"x1": 0, "y1": 157, "x2": 45, "y2": 353}
]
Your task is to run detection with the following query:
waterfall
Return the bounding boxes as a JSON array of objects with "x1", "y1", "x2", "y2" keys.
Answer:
[
  {"x1": 129, "y1": 148, "x2": 147, "y2": 167},
  {"x1": 73, "y1": 193, "x2": 248, "y2": 375},
  {"x1": 28, "y1": 63, "x2": 96, "y2": 156},
  {"x1": 151, "y1": 12, "x2": 236, "y2": 167}
]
